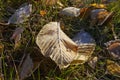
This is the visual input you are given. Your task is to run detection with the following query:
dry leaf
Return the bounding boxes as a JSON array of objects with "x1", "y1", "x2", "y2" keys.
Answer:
[
  {"x1": 106, "y1": 60, "x2": 120, "y2": 76},
  {"x1": 90, "y1": 3, "x2": 106, "y2": 9},
  {"x1": 105, "y1": 39, "x2": 120, "y2": 59},
  {"x1": 8, "y1": 3, "x2": 32, "y2": 24},
  {"x1": 11, "y1": 27, "x2": 24, "y2": 49},
  {"x1": 41, "y1": 0, "x2": 58, "y2": 6},
  {"x1": 88, "y1": 56, "x2": 98, "y2": 69},
  {"x1": 19, "y1": 54, "x2": 33, "y2": 80},
  {"x1": 72, "y1": 30, "x2": 96, "y2": 64},
  {"x1": 40, "y1": 10, "x2": 47, "y2": 17},
  {"x1": 79, "y1": 8, "x2": 92, "y2": 19},
  {"x1": 90, "y1": 9, "x2": 109, "y2": 27},
  {"x1": 36, "y1": 22, "x2": 78, "y2": 68},
  {"x1": 59, "y1": 7, "x2": 80, "y2": 17},
  {"x1": 98, "y1": 11, "x2": 114, "y2": 26}
]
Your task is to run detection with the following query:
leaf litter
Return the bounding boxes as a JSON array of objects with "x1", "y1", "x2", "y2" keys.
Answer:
[{"x1": 0, "y1": 0, "x2": 120, "y2": 80}]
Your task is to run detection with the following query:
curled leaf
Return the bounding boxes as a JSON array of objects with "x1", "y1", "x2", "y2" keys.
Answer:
[
  {"x1": 8, "y1": 3, "x2": 32, "y2": 24},
  {"x1": 72, "y1": 30, "x2": 96, "y2": 64},
  {"x1": 36, "y1": 22, "x2": 78, "y2": 68},
  {"x1": 105, "y1": 39, "x2": 120, "y2": 59},
  {"x1": 90, "y1": 9, "x2": 110, "y2": 26},
  {"x1": 59, "y1": 7, "x2": 80, "y2": 17},
  {"x1": 98, "y1": 11, "x2": 114, "y2": 26},
  {"x1": 11, "y1": 27, "x2": 24, "y2": 49}
]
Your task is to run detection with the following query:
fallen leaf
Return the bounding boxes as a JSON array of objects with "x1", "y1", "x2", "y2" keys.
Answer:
[
  {"x1": 42, "y1": 0, "x2": 58, "y2": 6},
  {"x1": 106, "y1": 60, "x2": 120, "y2": 76},
  {"x1": 105, "y1": 39, "x2": 120, "y2": 59},
  {"x1": 88, "y1": 56, "x2": 98, "y2": 69},
  {"x1": 90, "y1": 9, "x2": 109, "y2": 27},
  {"x1": 98, "y1": 11, "x2": 114, "y2": 26},
  {"x1": 19, "y1": 54, "x2": 33, "y2": 80},
  {"x1": 90, "y1": 3, "x2": 106, "y2": 9},
  {"x1": 8, "y1": 3, "x2": 32, "y2": 24},
  {"x1": 59, "y1": 7, "x2": 80, "y2": 17},
  {"x1": 36, "y1": 22, "x2": 78, "y2": 68},
  {"x1": 102, "y1": 0, "x2": 117, "y2": 4},
  {"x1": 72, "y1": 30, "x2": 96, "y2": 64},
  {"x1": 11, "y1": 27, "x2": 24, "y2": 49},
  {"x1": 40, "y1": 10, "x2": 47, "y2": 17},
  {"x1": 79, "y1": 7, "x2": 92, "y2": 19}
]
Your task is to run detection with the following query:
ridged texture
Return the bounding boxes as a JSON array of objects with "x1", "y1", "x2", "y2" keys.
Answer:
[
  {"x1": 72, "y1": 30, "x2": 96, "y2": 64},
  {"x1": 36, "y1": 22, "x2": 78, "y2": 68}
]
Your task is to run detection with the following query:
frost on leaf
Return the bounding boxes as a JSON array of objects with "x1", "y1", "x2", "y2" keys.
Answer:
[
  {"x1": 36, "y1": 22, "x2": 78, "y2": 68},
  {"x1": 8, "y1": 3, "x2": 32, "y2": 24},
  {"x1": 72, "y1": 30, "x2": 96, "y2": 64}
]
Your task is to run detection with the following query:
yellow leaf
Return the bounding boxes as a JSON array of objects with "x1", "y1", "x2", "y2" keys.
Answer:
[
  {"x1": 90, "y1": 3, "x2": 106, "y2": 9},
  {"x1": 40, "y1": 10, "x2": 47, "y2": 17}
]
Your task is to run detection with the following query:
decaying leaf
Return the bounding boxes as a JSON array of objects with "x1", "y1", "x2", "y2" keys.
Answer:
[
  {"x1": 105, "y1": 39, "x2": 120, "y2": 59},
  {"x1": 59, "y1": 7, "x2": 80, "y2": 17},
  {"x1": 72, "y1": 30, "x2": 96, "y2": 64},
  {"x1": 19, "y1": 54, "x2": 33, "y2": 80},
  {"x1": 11, "y1": 27, "x2": 24, "y2": 49},
  {"x1": 36, "y1": 22, "x2": 78, "y2": 68},
  {"x1": 106, "y1": 60, "x2": 120, "y2": 76},
  {"x1": 8, "y1": 3, "x2": 32, "y2": 24},
  {"x1": 90, "y1": 9, "x2": 110, "y2": 27}
]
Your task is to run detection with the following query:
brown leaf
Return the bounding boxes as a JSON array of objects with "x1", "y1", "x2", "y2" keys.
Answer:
[
  {"x1": 72, "y1": 30, "x2": 96, "y2": 64},
  {"x1": 105, "y1": 39, "x2": 120, "y2": 59},
  {"x1": 11, "y1": 27, "x2": 24, "y2": 49},
  {"x1": 41, "y1": 0, "x2": 58, "y2": 6},
  {"x1": 90, "y1": 9, "x2": 110, "y2": 26},
  {"x1": 36, "y1": 22, "x2": 78, "y2": 68}
]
